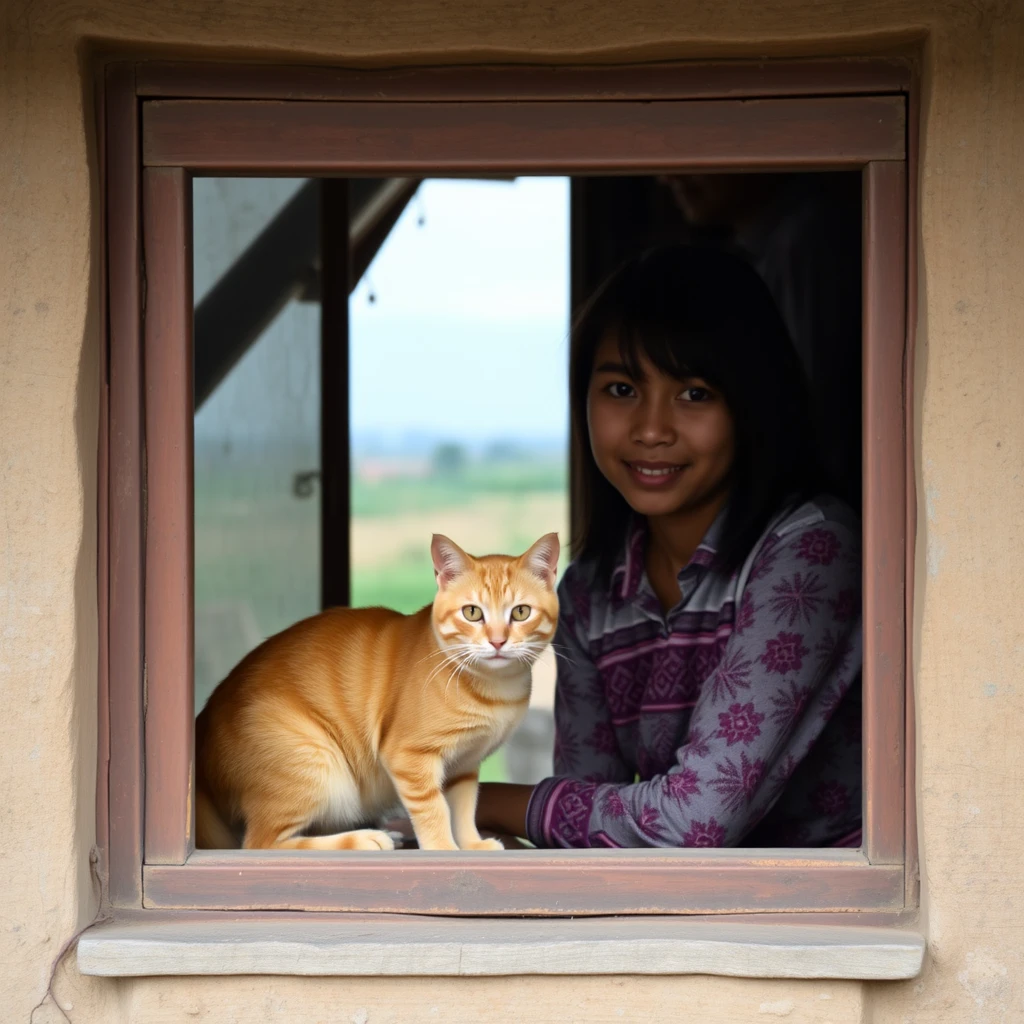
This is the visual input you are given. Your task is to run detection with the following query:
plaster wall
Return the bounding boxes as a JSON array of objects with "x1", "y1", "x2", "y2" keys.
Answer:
[{"x1": 2, "y1": 0, "x2": 1023, "y2": 1020}]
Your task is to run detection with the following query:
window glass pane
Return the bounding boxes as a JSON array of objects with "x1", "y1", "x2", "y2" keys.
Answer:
[
  {"x1": 350, "y1": 178, "x2": 571, "y2": 783},
  {"x1": 192, "y1": 178, "x2": 320, "y2": 712}
]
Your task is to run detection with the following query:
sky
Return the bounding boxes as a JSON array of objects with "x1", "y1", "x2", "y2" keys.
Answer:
[
  {"x1": 192, "y1": 176, "x2": 570, "y2": 454},
  {"x1": 350, "y1": 178, "x2": 570, "y2": 447}
]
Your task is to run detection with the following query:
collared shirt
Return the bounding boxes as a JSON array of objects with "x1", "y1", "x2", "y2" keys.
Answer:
[{"x1": 525, "y1": 496, "x2": 863, "y2": 849}]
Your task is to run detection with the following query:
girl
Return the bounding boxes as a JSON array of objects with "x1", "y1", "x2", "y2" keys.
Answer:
[{"x1": 476, "y1": 244, "x2": 862, "y2": 848}]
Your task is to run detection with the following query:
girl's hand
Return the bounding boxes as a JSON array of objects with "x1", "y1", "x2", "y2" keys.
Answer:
[{"x1": 476, "y1": 782, "x2": 534, "y2": 840}]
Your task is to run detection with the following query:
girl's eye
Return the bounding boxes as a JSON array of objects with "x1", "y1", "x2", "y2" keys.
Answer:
[
  {"x1": 511, "y1": 604, "x2": 531, "y2": 622},
  {"x1": 462, "y1": 605, "x2": 484, "y2": 622},
  {"x1": 605, "y1": 382, "x2": 636, "y2": 398},
  {"x1": 680, "y1": 386, "x2": 712, "y2": 402}
]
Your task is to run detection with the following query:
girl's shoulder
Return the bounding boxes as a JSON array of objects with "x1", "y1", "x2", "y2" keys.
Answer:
[
  {"x1": 740, "y1": 493, "x2": 862, "y2": 590},
  {"x1": 554, "y1": 495, "x2": 860, "y2": 627},
  {"x1": 767, "y1": 493, "x2": 861, "y2": 547}
]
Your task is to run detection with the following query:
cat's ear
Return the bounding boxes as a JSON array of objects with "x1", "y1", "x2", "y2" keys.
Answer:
[
  {"x1": 521, "y1": 532, "x2": 560, "y2": 588},
  {"x1": 431, "y1": 534, "x2": 472, "y2": 590}
]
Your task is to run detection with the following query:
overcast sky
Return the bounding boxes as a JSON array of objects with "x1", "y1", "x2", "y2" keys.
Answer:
[
  {"x1": 193, "y1": 177, "x2": 570, "y2": 453},
  {"x1": 350, "y1": 177, "x2": 570, "y2": 446}
]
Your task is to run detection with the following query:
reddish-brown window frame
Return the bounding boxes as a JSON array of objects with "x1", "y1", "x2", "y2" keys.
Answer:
[{"x1": 98, "y1": 56, "x2": 918, "y2": 916}]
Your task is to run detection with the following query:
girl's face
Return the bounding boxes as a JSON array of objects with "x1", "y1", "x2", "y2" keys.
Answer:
[{"x1": 586, "y1": 331, "x2": 736, "y2": 521}]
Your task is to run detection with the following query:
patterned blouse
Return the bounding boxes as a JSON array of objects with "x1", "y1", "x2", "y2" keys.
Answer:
[{"x1": 525, "y1": 496, "x2": 863, "y2": 849}]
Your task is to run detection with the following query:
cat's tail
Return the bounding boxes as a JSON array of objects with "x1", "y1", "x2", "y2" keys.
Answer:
[{"x1": 195, "y1": 785, "x2": 238, "y2": 849}]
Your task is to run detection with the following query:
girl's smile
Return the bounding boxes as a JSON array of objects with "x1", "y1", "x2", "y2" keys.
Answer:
[
  {"x1": 624, "y1": 460, "x2": 686, "y2": 486},
  {"x1": 586, "y1": 332, "x2": 735, "y2": 523}
]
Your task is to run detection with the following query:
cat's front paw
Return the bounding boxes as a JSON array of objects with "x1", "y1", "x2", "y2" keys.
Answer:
[
  {"x1": 342, "y1": 829, "x2": 396, "y2": 851},
  {"x1": 463, "y1": 837, "x2": 504, "y2": 851}
]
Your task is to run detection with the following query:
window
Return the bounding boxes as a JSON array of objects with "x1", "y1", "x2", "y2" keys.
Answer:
[{"x1": 99, "y1": 58, "x2": 915, "y2": 915}]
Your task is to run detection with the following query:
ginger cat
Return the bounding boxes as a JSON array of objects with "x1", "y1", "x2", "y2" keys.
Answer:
[{"x1": 195, "y1": 532, "x2": 559, "y2": 852}]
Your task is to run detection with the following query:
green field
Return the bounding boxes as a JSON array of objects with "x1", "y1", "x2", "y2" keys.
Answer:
[{"x1": 353, "y1": 460, "x2": 565, "y2": 516}]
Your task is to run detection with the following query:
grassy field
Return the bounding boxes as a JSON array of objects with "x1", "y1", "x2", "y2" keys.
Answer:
[{"x1": 194, "y1": 453, "x2": 568, "y2": 781}]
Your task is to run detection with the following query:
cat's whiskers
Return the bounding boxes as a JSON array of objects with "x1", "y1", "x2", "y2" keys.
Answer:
[
  {"x1": 443, "y1": 660, "x2": 459, "y2": 698},
  {"x1": 417, "y1": 648, "x2": 469, "y2": 691},
  {"x1": 423, "y1": 645, "x2": 474, "y2": 688},
  {"x1": 444, "y1": 649, "x2": 477, "y2": 699},
  {"x1": 512, "y1": 639, "x2": 571, "y2": 670},
  {"x1": 518, "y1": 638, "x2": 560, "y2": 657},
  {"x1": 413, "y1": 646, "x2": 456, "y2": 669},
  {"x1": 428, "y1": 642, "x2": 478, "y2": 692},
  {"x1": 422, "y1": 653, "x2": 456, "y2": 687},
  {"x1": 413, "y1": 640, "x2": 477, "y2": 676},
  {"x1": 541, "y1": 649, "x2": 575, "y2": 668}
]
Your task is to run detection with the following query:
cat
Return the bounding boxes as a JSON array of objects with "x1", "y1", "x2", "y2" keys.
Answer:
[{"x1": 195, "y1": 532, "x2": 559, "y2": 852}]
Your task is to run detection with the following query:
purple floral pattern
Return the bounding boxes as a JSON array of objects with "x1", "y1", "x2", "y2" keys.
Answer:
[
  {"x1": 770, "y1": 680, "x2": 812, "y2": 728},
  {"x1": 637, "y1": 805, "x2": 666, "y2": 841},
  {"x1": 682, "y1": 817, "x2": 727, "y2": 847},
  {"x1": 760, "y1": 632, "x2": 810, "y2": 675},
  {"x1": 681, "y1": 724, "x2": 712, "y2": 762},
  {"x1": 796, "y1": 528, "x2": 841, "y2": 566},
  {"x1": 749, "y1": 537, "x2": 781, "y2": 581},
  {"x1": 769, "y1": 572, "x2": 826, "y2": 625},
  {"x1": 528, "y1": 497, "x2": 863, "y2": 850},
  {"x1": 716, "y1": 702, "x2": 766, "y2": 746},
  {"x1": 589, "y1": 721, "x2": 620, "y2": 756},
  {"x1": 601, "y1": 787, "x2": 627, "y2": 819},
  {"x1": 735, "y1": 589, "x2": 757, "y2": 634},
  {"x1": 710, "y1": 753, "x2": 766, "y2": 811},
  {"x1": 815, "y1": 630, "x2": 854, "y2": 675},
  {"x1": 664, "y1": 766, "x2": 701, "y2": 804},
  {"x1": 707, "y1": 649, "x2": 753, "y2": 703}
]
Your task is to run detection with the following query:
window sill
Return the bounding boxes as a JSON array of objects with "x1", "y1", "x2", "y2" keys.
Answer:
[{"x1": 78, "y1": 913, "x2": 924, "y2": 980}]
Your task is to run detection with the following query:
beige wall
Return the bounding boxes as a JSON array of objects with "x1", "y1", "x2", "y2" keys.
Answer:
[{"x1": 3, "y1": 0, "x2": 1023, "y2": 1020}]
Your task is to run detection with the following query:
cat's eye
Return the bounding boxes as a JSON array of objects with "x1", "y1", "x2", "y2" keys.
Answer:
[
  {"x1": 462, "y1": 605, "x2": 484, "y2": 622},
  {"x1": 511, "y1": 604, "x2": 532, "y2": 622}
]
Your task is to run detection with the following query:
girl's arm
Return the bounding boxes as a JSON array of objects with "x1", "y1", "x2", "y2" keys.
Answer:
[
  {"x1": 525, "y1": 515, "x2": 861, "y2": 848},
  {"x1": 475, "y1": 782, "x2": 533, "y2": 838}
]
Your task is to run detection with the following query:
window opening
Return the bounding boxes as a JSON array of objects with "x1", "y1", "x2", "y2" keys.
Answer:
[
  {"x1": 190, "y1": 169, "x2": 863, "y2": 843},
  {"x1": 349, "y1": 177, "x2": 571, "y2": 785}
]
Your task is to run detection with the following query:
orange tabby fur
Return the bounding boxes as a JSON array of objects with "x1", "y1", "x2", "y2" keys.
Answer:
[{"x1": 195, "y1": 533, "x2": 559, "y2": 851}]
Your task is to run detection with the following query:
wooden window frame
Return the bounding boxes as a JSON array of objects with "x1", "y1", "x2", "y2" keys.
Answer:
[{"x1": 98, "y1": 56, "x2": 918, "y2": 917}]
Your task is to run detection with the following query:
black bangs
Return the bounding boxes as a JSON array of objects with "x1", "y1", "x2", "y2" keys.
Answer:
[
  {"x1": 569, "y1": 243, "x2": 828, "y2": 582},
  {"x1": 615, "y1": 321, "x2": 727, "y2": 395}
]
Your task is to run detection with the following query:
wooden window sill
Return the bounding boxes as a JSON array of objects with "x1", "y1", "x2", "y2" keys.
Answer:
[{"x1": 78, "y1": 913, "x2": 924, "y2": 980}]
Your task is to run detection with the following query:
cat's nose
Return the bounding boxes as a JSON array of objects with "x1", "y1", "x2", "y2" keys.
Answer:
[{"x1": 490, "y1": 639, "x2": 506, "y2": 650}]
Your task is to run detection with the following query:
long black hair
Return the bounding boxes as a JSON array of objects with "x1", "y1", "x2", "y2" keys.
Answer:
[{"x1": 570, "y1": 244, "x2": 828, "y2": 581}]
